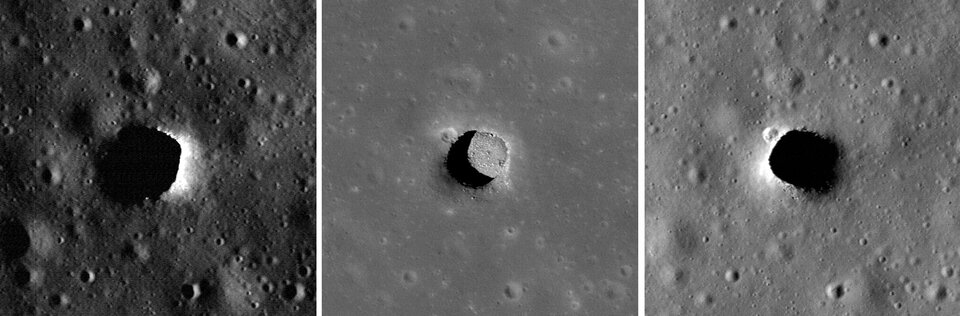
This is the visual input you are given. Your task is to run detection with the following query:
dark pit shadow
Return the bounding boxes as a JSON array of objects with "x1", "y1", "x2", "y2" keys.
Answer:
[{"x1": 96, "y1": 125, "x2": 181, "y2": 205}]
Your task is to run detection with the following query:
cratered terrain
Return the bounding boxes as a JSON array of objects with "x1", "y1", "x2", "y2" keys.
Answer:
[
  {"x1": 647, "y1": 0, "x2": 960, "y2": 315},
  {"x1": 322, "y1": 0, "x2": 638, "y2": 315},
  {"x1": 0, "y1": 0, "x2": 315, "y2": 315}
]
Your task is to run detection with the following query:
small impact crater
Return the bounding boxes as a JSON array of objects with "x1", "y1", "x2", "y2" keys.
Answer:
[
  {"x1": 768, "y1": 129, "x2": 839, "y2": 192},
  {"x1": 11, "y1": 264, "x2": 38, "y2": 288},
  {"x1": 225, "y1": 31, "x2": 249, "y2": 49},
  {"x1": 763, "y1": 66, "x2": 805, "y2": 97},
  {"x1": 169, "y1": 0, "x2": 197, "y2": 13},
  {"x1": 446, "y1": 130, "x2": 508, "y2": 188},
  {"x1": 181, "y1": 283, "x2": 200, "y2": 300},
  {"x1": 825, "y1": 282, "x2": 846, "y2": 300},
  {"x1": 98, "y1": 126, "x2": 182, "y2": 204},
  {"x1": 119, "y1": 64, "x2": 162, "y2": 96},
  {"x1": 503, "y1": 281, "x2": 525, "y2": 302},
  {"x1": 281, "y1": 282, "x2": 307, "y2": 302}
]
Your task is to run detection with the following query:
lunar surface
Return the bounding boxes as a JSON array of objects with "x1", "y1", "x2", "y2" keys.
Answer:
[
  {"x1": 647, "y1": 0, "x2": 960, "y2": 315},
  {"x1": 322, "y1": 0, "x2": 638, "y2": 315},
  {"x1": 0, "y1": 1, "x2": 315, "y2": 315}
]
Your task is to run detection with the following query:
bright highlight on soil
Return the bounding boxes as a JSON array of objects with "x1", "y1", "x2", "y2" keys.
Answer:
[
  {"x1": 98, "y1": 126, "x2": 181, "y2": 204},
  {"x1": 161, "y1": 129, "x2": 201, "y2": 200}
]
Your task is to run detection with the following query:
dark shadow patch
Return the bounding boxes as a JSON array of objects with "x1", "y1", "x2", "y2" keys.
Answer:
[
  {"x1": 0, "y1": 216, "x2": 29, "y2": 263},
  {"x1": 96, "y1": 125, "x2": 181, "y2": 205},
  {"x1": 769, "y1": 129, "x2": 840, "y2": 193},
  {"x1": 446, "y1": 130, "x2": 508, "y2": 188}
]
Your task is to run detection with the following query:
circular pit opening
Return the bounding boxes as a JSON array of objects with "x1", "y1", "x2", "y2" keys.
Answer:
[
  {"x1": 446, "y1": 130, "x2": 508, "y2": 188},
  {"x1": 768, "y1": 129, "x2": 839, "y2": 192},
  {"x1": 98, "y1": 126, "x2": 181, "y2": 204}
]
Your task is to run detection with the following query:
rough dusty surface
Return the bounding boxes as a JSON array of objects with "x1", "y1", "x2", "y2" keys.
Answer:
[
  {"x1": 647, "y1": 0, "x2": 960, "y2": 315},
  {"x1": 467, "y1": 131, "x2": 509, "y2": 180},
  {"x1": 0, "y1": 1, "x2": 315, "y2": 314},
  {"x1": 323, "y1": 0, "x2": 638, "y2": 315}
]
